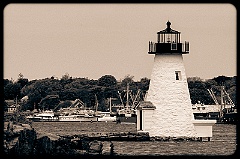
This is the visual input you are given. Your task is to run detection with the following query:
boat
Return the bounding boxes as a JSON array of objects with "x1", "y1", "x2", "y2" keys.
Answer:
[
  {"x1": 219, "y1": 86, "x2": 237, "y2": 124},
  {"x1": 97, "y1": 112, "x2": 116, "y2": 122},
  {"x1": 116, "y1": 83, "x2": 141, "y2": 124},
  {"x1": 26, "y1": 110, "x2": 58, "y2": 122},
  {"x1": 222, "y1": 107, "x2": 237, "y2": 124},
  {"x1": 27, "y1": 99, "x2": 99, "y2": 122},
  {"x1": 58, "y1": 113, "x2": 98, "y2": 122},
  {"x1": 192, "y1": 102, "x2": 211, "y2": 119},
  {"x1": 92, "y1": 95, "x2": 116, "y2": 122},
  {"x1": 116, "y1": 108, "x2": 137, "y2": 124},
  {"x1": 192, "y1": 86, "x2": 237, "y2": 123},
  {"x1": 57, "y1": 99, "x2": 98, "y2": 122}
]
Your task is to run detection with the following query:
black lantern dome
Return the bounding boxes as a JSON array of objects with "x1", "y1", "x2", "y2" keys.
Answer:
[{"x1": 148, "y1": 21, "x2": 189, "y2": 54}]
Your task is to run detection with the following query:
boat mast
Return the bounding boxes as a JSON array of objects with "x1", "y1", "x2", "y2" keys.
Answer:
[
  {"x1": 126, "y1": 83, "x2": 130, "y2": 109},
  {"x1": 95, "y1": 94, "x2": 98, "y2": 112},
  {"x1": 109, "y1": 97, "x2": 112, "y2": 114},
  {"x1": 222, "y1": 87, "x2": 235, "y2": 112},
  {"x1": 220, "y1": 85, "x2": 224, "y2": 118},
  {"x1": 118, "y1": 91, "x2": 124, "y2": 106},
  {"x1": 207, "y1": 88, "x2": 219, "y2": 105},
  {"x1": 132, "y1": 89, "x2": 141, "y2": 109}
]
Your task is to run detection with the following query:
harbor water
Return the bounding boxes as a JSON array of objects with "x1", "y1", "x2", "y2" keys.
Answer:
[{"x1": 31, "y1": 122, "x2": 237, "y2": 156}]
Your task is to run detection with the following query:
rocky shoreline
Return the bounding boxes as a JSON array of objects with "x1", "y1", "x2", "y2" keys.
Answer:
[
  {"x1": 3, "y1": 112, "x2": 115, "y2": 157},
  {"x1": 3, "y1": 112, "x2": 208, "y2": 157},
  {"x1": 4, "y1": 122, "x2": 115, "y2": 156},
  {"x1": 4, "y1": 121, "x2": 205, "y2": 157}
]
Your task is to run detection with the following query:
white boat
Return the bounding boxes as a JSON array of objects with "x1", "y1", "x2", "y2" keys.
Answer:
[
  {"x1": 97, "y1": 112, "x2": 116, "y2": 122},
  {"x1": 116, "y1": 108, "x2": 137, "y2": 123},
  {"x1": 26, "y1": 110, "x2": 58, "y2": 121},
  {"x1": 56, "y1": 98, "x2": 99, "y2": 122},
  {"x1": 207, "y1": 86, "x2": 237, "y2": 123},
  {"x1": 192, "y1": 102, "x2": 210, "y2": 119},
  {"x1": 58, "y1": 114, "x2": 98, "y2": 122},
  {"x1": 98, "y1": 115, "x2": 116, "y2": 122},
  {"x1": 116, "y1": 83, "x2": 139, "y2": 124}
]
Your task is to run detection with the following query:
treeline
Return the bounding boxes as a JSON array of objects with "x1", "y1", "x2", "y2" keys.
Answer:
[
  {"x1": 187, "y1": 76, "x2": 236, "y2": 105},
  {"x1": 3, "y1": 73, "x2": 236, "y2": 111},
  {"x1": 4, "y1": 74, "x2": 150, "y2": 111}
]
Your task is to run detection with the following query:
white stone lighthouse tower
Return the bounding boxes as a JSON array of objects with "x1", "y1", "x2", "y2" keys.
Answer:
[{"x1": 140, "y1": 21, "x2": 196, "y2": 137}]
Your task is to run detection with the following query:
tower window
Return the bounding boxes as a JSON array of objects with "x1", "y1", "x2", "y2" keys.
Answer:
[{"x1": 175, "y1": 71, "x2": 181, "y2": 80}]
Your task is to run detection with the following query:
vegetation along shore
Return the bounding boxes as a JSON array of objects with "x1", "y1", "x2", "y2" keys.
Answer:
[{"x1": 4, "y1": 73, "x2": 236, "y2": 112}]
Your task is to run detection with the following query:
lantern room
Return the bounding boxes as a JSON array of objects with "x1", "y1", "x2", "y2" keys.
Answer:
[{"x1": 149, "y1": 21, "x2": 189, "y2": 54}]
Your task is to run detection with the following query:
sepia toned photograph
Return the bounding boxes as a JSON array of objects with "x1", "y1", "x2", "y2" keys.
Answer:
[{"x1": 3, "y1": 3, "x2": 237, "y2": 157}]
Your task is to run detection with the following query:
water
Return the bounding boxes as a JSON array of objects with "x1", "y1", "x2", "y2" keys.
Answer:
[{"x1": 31, "y1": 122, "x2": 237, "y2": 156}]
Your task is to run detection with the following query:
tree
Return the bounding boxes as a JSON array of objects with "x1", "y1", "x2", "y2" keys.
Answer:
[
  {"x1": 60, "y1": 88, "x2": 79, "y2": 101},
  {"x1": 121, "y1": 75, "x2": 134, "y2": 87},
  {"x1": 205, "y1": 79, "x2": 218, "y2": 89},
  {"x1": 187, "y1": 77, "x2": 213, "y2": 104},
  {"x1": 4, "y1": 82, "x2": 21, "y2": 100},
  {"x1": 98, "y1": 75, "x2": 117, "y2": 87},
  {"x1": 3, "y1": 79, "x2": 13, "y2": 99},
  {"x1": 38, "y1": 95, "x2": 60, "y2": 110},
  {"x1": 97, "y1": 75, "x2": 119, "y2": 110},
  {"x1": 55, "y1": 100, "x2": 72, "y2": 110},
  {"x1": 4, "y1": 79, "x2": 12, "y2": 87},
  {"x1": 61, "y1": 73, "x2": 70, "y2": 80},
  {"x1": 212, "y1": 75, "x2": 231, "y2": 86},
  {"x1": 205, "y1": 76, "x2": 236, "y2": 105},
  {"x1": 26, "y1": 91, "x2": 42, "y2": 110},
  {"x1": 89, "y1": 79, "x2": 98, "y2": 85},
  {"x1": 60, "y1": 73, "x2": 73, "y2": 87},
  {"x1": 17, "y1": 73, "x2": 29, "y2": 90},
  {"x1": 17, "y1": 78, "x2": 28, "y2": 89},
  {"x1": 19, "y1": 78, "x2": 62, "y2": 110},
  {"x1": 139, "y1": 77, "x2": 150, "y2": 92}
]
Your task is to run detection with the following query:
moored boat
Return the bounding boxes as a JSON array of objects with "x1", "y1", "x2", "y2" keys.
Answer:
[
  {"x1": 58, "y1": 114, "x2": 98, "y2": 122},
  {"x1": 116, "y1": 83, "x2": 140, "y2": 124},
  {"x1": 97, "y1": 112, "x2": 116, "y2": 122},
  {"x1": 26, "y1": 110, "x2": 58, "y2": 121}
]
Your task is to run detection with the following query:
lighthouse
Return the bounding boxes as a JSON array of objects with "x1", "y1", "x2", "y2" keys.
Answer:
[{"x1": 137, "y1": 21, "x2": 196, "y2": 137}]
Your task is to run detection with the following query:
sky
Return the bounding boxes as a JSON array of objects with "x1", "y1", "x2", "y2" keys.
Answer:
[{"x1": 4, "y1": 3, "x2": 236, "y2": 82}]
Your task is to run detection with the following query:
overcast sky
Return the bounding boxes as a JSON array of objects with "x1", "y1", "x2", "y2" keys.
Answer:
[{"x1": 4, "y1": 3, "x2": 236, "y2": 81}]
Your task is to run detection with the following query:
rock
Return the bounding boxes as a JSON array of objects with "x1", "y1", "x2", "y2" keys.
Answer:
[
  {"x1": 33, "y1": 136, "x2": 53, "y2": 155},
  {"x1": 20, "y1": 123, "x2": 32, "y2": 130},
  {"x1": 172, "y1": 137, "x2": 185, "y2": 142},
  {"x1": 4, "y1": 122, "x2": 34, "y2": 156},
  {"x1": 88, "y1": 140, "x2": 103, "y2": 154},
  {"x1": 13, "y1": 129, "x2": 37, "y2": 155},
  {"x1": 53, "y1": 138, "x2": 78, "y2": 155},
  {"x1": 13, "y1": 125, "x2": 27, "y2": 134},
  {"x1": 37, "y1": 132, "x2": 60, "y2": 141},
  {"x1": 154, "y1": 136, "x2": 163, "y2": 141},
  {"x1": 4, "y1": 126, "x2": 83, "y2": 156},
  {"x1": 4, "y1": 137, "x2": 19, "y2": 154},
  {"x1": 102, "y1": 141, "x2": 114, "y2": 155},
  {"x1": 7, "y1": 121, "x2": 14, "y2": 132},
  {"x1": 80, "y1": 137, "x2": 90, "y2": 151},
  {"x1": 162, "y1": 136, "x2": 170, "y2": 141}
]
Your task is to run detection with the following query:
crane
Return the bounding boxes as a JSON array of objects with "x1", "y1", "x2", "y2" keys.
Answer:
[
  {"x1": 222, "y1": 87, "x2": 235, "y2": 107},
  {"x1": 207, "y1": 88, "x2": 219, "y2": 105}
]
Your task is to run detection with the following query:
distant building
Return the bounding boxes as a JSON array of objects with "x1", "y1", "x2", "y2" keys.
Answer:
[{"x1": 5, "y1": 100, "x2": 20, "y2": 113}]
